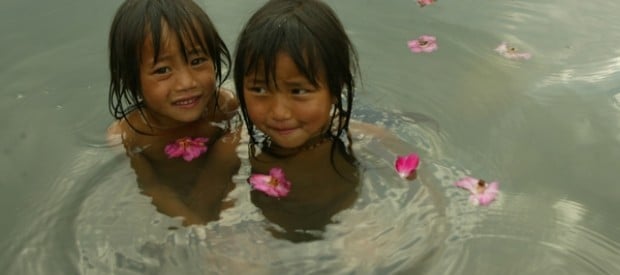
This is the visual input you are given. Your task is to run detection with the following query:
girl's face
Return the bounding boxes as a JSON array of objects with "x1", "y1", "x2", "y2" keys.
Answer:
[
  {"x1": 243, "y1": 52, "x2": 334, "y2": 149},
  {"x1": 139, "y1": 23, "x2": 216, "y2": 128}
]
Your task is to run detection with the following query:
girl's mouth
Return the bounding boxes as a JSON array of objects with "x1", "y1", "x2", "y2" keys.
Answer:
[
  {"x1": 272, "y1": 127, "x2": 296, "y2": 136},
  {"x1": 173, "y1": 96, "x2": 201, "y2": 108}
]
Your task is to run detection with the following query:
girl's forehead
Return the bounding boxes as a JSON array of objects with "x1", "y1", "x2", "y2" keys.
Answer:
[
  {"x1": 247, "y1": 52, "x2": 300, "y2": 71},
  {"x1": 142, "y1": 20, "x2": 206, "y2": 50},
  {"x1": 246, "y1": 52, "x2": 326, "y2": 80}
]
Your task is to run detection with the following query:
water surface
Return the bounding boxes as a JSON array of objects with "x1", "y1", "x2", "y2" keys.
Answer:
[{"x1": 1, "y1": 0, "x2": 619, "y2": 274}]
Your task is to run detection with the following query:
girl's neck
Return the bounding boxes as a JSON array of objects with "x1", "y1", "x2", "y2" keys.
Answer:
[
  {"x1": 137, "y1": 96, "x2": 217, "y2": 136},
  {"x1": 262, "y1": 134, "x2": 332, "y2": 158},
  {"x1": 137, "y1": 112, "x2": 201, "y2": 135}
]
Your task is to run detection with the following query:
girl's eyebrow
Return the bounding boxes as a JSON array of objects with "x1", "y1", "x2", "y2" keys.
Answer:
[
  {"x1": 283, "y1": 81, "x2": 306, "y2": 87},
  {"x1": 283, "y1": 77, "x2": 312, "y2": 86},
  {"x1": 147, "y1": 54, "x2": 171, "y2": 66},
  {"x1": 186, "y1": 47, "x2": 206, "y2": 55},
  {"x1": 246, "y1": 78, "x2": 266, "y2": 84}
]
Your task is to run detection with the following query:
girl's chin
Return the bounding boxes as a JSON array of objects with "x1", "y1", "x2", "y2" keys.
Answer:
[{"x1": 268, "y1": 139, "x2": 305, "y2": 150}]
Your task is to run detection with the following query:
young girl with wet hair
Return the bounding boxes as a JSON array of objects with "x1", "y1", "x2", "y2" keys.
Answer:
[
  {"x1": 107, "y1": 0, "x2": 240, "y2": 226},
  {"x1": 234, "y1": 0, "x2": 361, "y2": 242}
]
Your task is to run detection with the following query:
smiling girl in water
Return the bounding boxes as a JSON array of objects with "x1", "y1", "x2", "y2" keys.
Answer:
[{"x1": 107, "y1": 0, "x2": 240, "y2": 226}]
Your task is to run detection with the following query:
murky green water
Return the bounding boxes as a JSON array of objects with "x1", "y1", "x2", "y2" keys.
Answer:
[{"x1": 1, "y1": 0, "x2": 619, "y2": 274}]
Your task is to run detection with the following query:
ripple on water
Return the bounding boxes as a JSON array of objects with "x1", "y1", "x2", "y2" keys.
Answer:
[
  {"x1": 18, "y1": 105, "x2": 620, "y2": 274},
  {"x1": 66, "y1": 106, "x2": 452, "y2": 274},
  {"x1": 613, "y1": 93, "x2": 620, "y2": 110},
  {"x1": 433, "y1": 190, "x2": 620, "y2": 275},
  {"x1": 70, "y1": 161, "x2": 449, "y2": 273}
]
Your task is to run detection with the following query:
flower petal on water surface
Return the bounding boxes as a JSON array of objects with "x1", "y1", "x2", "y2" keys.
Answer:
[
  {"x1": 495, "y1": 42, "x2": 531, "y2": 60},
  {"x1": 417, "y1": 0, "x2": 437, "y2": 7},
  {"x1": 395, "y1": 153, "x2": 421, "y2": 179},
  {"x1": 408, "y1": 35, "x2": 438, "y2": 53},
  {"x1": 164, "y1": 137, "x2": 209, "y2": 162},
  {"x1": 249, "y1": 167, "x2": 292, "y2": 198},
  {"x1": 455, "y1": 176, "x2": 499, "y2": 206}
]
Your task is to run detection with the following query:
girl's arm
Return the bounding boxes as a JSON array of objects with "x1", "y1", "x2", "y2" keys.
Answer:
[{"x1": 349, "y1": 119, "x2": 414, "y2": 154}]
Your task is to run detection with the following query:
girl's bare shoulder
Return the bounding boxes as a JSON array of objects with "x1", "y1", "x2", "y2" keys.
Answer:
[
  {"x1": 105, "y1": 112, "x2": 149, "y2": 151},
  {"x1": 106, "y1": 120, "x2": 124, "y2": 147}
]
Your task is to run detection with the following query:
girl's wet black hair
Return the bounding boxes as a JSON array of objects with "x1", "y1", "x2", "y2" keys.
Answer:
[
  {"x1": 233, "y1": 0, "x2": 359, "y2": 158},
  {"x1": 108, "y1": 0, "x2": 230, "y2": 129}
]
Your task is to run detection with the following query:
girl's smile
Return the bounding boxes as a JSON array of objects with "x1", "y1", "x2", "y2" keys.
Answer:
[
  {"x1": 172, "y1": 95, "x2": 202, "y2": 109},
  {"x1": 270, "y1": 126, "x2": 296, "y2": 136}
]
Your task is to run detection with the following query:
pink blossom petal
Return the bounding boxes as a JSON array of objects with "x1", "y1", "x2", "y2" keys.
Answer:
[
  {"x1": 164, "y1": 137, "x2": 209, "y2": 162},
  {"x1": 495, "y1": 42, "x2": 531, "y2": 60},
  {"x1": 248, "y1": 167, "x2": 291, "y2": 198},
  {"x1": 417, "y1": 0, "x2": 436, "y2": 7},
  {"x1": 454, "y1": 176, "x2": 479, "y2": 192},
  {"x1": 475, "y1": 181, "x2": 499, "y2": 206},
  {"x1": 408, "y1": 41, "x2": 424, "y2": 53},
  {"x1": 164, "y1": 143, "x2": 185, "y2": 158},
  {"x1": 395, "y1": 153, "x2": 420, "y2": 179},
  {"x1": 269, "y1": 167, "x2": 286, "y2": 181},
  {"x1": 455, "y1": 177, "x2": 499, "y2": 206},
  {"x1": 419, "y1": 35, "x2": 436, "y2": 43},
  {"x1": 266, "y1": 168, "x2": 291, "y2": 197},
  {"x1": 408, "y1": 35, "x2": 438, "y2": 54},
  {"x1": 249, "y1": 174, "x2": 275, "y2": 193},
  {"x1": 182, "y1": 145, "x2": 207, "y2": 161}
]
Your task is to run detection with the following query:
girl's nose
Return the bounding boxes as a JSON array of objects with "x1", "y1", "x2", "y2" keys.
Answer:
[
  {"x1": 175, "y1": 67, "x2": 197, "y2": 91},
  {"x1": 270, "y1": 95, "x2": 292, "y2": 121}
]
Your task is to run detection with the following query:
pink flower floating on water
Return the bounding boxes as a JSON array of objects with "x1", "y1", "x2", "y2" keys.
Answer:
[
  {"x1": 164, "y1": 137, "x2": 209, "y2": 162},
  {"x1": 408, "y1": 35, "x2": 438, "y2": 53},
  {"x1": 395, "y1": 153, "x2": 421, "y2": 179},
  {"x1": 495, "y1": 42, "x2": 531, "y2": 60},
  {"x1": 248, "y1": 167, "x2": 291, "y2": 198},
  {"x1": 455, "y1": 177, "x2": 499, "y2": 206},
  {"x1": 417, "y1": 0, "x2": 437, "y2": 7}
]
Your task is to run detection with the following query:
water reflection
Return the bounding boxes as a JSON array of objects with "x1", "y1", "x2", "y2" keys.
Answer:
[
  {"x1": 613, "y1": 93, "x2": 620, "y2": 110},
  {"x1": 434, "y1": 190, "x2": 620, "y2": 275},
  {"x1": 3, "y1": 0, "x2": 620, "y2": 274},
  {"x1": 539, "y1": 54, "x2": 620, "y2": 86}
]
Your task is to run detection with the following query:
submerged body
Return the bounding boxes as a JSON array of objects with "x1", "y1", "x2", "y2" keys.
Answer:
[{"x1": 250, "y1": 138, "x2": 359, "y2": 242}]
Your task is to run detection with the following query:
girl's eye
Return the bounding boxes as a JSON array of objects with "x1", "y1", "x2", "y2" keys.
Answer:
[
  {"x1": 153, "y1": 67, "x2": 171, "y2": 75},
  {"x1": 190, "y1": 57, "x2": 207, "y2": 66},
  {"x1": 291, "y1": 88, "x2": 309, "y2": 95},
  {"x1": 247, "y1": 87, "x2": 267, "y2": 94}
]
